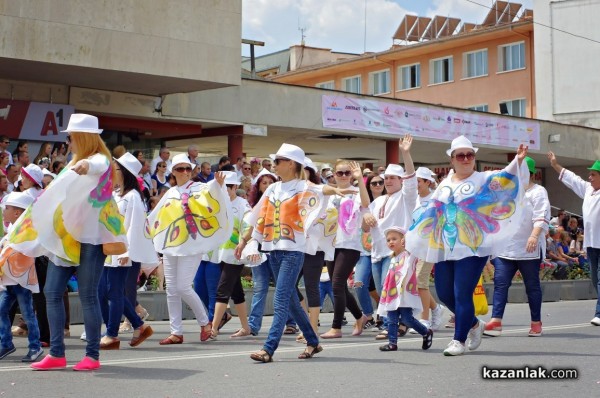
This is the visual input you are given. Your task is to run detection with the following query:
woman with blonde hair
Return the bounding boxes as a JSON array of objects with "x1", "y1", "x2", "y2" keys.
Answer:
[
  {"x1": 8, "y1": 114, "x2": 128, "y2": 371},
  {"x1": 33, "y1": 142, "x2": 53, "y2": 167}
]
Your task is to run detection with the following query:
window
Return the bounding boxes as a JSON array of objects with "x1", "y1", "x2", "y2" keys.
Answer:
[
  {"x1": 369, "y1": 69, "x2": 390, "y2": 95},
  {"x1": 342, "y1": 76, "x2": 361, "y2": 94},
  {"x1": 316, "y1": 81, "x2": 334, "y2": 90},
  {"x1": 398, "y1": 64, "x2": 420, "y2": 90},
  {"x1": 499, "y1": 99, "x2": 526, "y2": 117},
  {"x1": 498, "y1": 42, "x2": 525, "y2": 72},
  {"x1": 463, "y1": 49, "x2": 488, "y2": 78},
  {"x1": 430, "y1": 56, "x2": 453, "y2": 84},
  {"x1": 468, "y1": 104, "x2": 489, "y2": 112}
]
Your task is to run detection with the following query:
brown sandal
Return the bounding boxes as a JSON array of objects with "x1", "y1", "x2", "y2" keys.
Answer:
[
  {"x1": 250, "y1": 350, "x2": 273, "y2": 363},
  {"x1": 298, "y1": 345, "x2": 323, "y2": 359},
  {"x1": 159, "y1": 334, "x2": 183, "y2": 345}
]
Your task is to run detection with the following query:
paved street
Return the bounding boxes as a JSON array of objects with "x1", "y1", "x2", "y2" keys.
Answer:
[{"x1": 0, "y1": 300, "x2": 598, "y2": 397}]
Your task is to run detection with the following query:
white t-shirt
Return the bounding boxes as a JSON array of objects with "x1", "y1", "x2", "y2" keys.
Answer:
[
  {"x1": 330, "y1": 193, "x2": 364, "y2": 251},
  {"x1": 560, "y1": 168, "x2": 600, "y2": 249}
]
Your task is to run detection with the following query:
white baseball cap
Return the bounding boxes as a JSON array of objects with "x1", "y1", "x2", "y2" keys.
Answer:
[
  {"x1": 3, "y1": 191, "x2": 34, "y2": 210},
  {"x1": 446, "y1": 135, "x2": 479, "y2": 157},
  {"x1": 269, "y1": 143, "x2": 306, "y2": 166}
]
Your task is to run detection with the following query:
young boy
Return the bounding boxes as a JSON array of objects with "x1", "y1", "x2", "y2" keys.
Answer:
[
  {"x1": 377, "y1": 226, "x2": 433, "y2": 352},
  {"x1": 0, "y1": 191, "x2": 43, "y2": 362}
]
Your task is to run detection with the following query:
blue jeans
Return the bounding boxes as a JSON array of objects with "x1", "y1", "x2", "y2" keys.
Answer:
[
  {"x1": 124, "y1": 261, "x2": 141, "y2": 308},
  {"x1": 354, "y1": 255, "x2": 374, "y2": 316},
  {"x1": 262, "y1": 251, "x2": 318, "y2": 355},
  {"x1": 98, "y1": 266, "x2": 143, "y2": 338},
  {"x1": 193, "y1": 260, "x2": 221, "y2": 322},
  {"x1": 0, "y1": 286, "x2": 41, "y2": 351},
  {"x1": 372, "y1": 256, "x2": 392, "y2": 295},
  {"x1": 248, "y1": 259, "x2": 272, "y2": 335},
  {"x1": 491, "y1": 257, "x2": 542, "y2": 321},
  {"x1": 319, "y1": 281, "x2": 333, "y2": 309},
  {"x1": 434, "y1": 256, "x2": 488, "y2": 343},
  {"x1": 587, "y1": 247, "x2": 600, "y2": 318},
  {"x1": 45, "y1": 244, "x2": 105, "y2": 360},
  {"x1": 387, "y1": 307, "x2": 427, "y2": 345}
]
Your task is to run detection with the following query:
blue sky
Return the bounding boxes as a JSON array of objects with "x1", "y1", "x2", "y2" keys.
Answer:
[{"x1": 242, "y1": 0, "x2": 533, "y2": 56}]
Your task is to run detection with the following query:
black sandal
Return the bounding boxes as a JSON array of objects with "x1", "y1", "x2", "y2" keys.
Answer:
[
  {"x1": 379, "y1": 343, "x2": 398, "y2": 352},
  {"x1": 284, "y1": 325, "x2": 299, "y2": 334},
  {"x1": 422, "y1": 329, "x2": 433, "y2": 350},
  {"x1": 298, "y1": 345, "x2": 323, "y2": 359},
  {"x1": 250, "y1": 350, "x2": 273, "y2": 363},
  {"x1": 218, "y1": 313, "x2": 232, "y2": 331},
  {"x1": 397, "y1": 323, "x2": 408, "y2": 337}
]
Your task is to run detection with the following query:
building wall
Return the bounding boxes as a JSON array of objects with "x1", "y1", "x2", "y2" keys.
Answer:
[
  {"x1": 277, "y1": 27, "x2": 535, "y2": 118},
  {"x1": 534, "y1": 0, "x2": 600, "y2": 128},
  {"x1": 0, "y1": 0, "x2": 241, "y2": 86}
]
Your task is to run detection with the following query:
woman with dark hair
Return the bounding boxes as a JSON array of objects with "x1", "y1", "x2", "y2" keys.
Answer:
[
  {"x1": 33, "y1": 142, "x2": 53, "y2": 167},
  {"x1": 12, "y1": 140, "x2": 28, "y2": 157},
  {"x1": 365, "y1": 173, "x2": 386, "y2": 202},
  {"x1": 246, "y1": 168, "x2": 278, "y2": 336},
  {"x1": 151, "y1": 161, "x2": 169, "y2": 196},
  {"x1": 97, "y1": 153, "x2": 156, "y2": 349}
]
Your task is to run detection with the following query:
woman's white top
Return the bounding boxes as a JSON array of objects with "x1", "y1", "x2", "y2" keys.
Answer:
[
  {"x1": 559, "y1": 168, "x2": 600, "y2": 249},
  {"x1": 249, "y1": 179, "x2": 326, "y2": 253},
  {"x1": 496, "y1": 184, "x2": 550, "y2": 260},
  {"x1": 368, "y1": 173, "x2": 417, "y2": 262},
  {"x1": 330, "y1": 193, "x2": 364, "y2": 252},
  {"x1": 210, "y1": 196, "x2": 253, "y2": 265},
  {"x1": 105, "y1": 190, "x2": 158, "y2": 267}
]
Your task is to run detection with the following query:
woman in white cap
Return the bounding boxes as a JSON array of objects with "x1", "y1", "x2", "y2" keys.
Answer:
[
  {"x1": 320, "y1": 159, "x2": 370, "y2": 339},
  {"x1": 410, "y1": 167, "x2": 446, "y2": 333},
  {"x1": 20, "y1": 164, "x2": 44, "y2": 199},
  {"x1": 362, "y1": 134, "x2": 417, "y2": 340},
  {"x1": 484, "y1": 156, "x2": 549, "y2": 338},
  {"x1": 406, "y1": 135, "x2": 529, "y2": 356},
  {"x1": 209, "y1": 171, "x2": 253, "y2": 339},
  {"x1": 238, "y1": 143, "x2": 353, "y2": 362},
  {"x1": 9, "y1": 114, "x2": 129, "y2": 371},
  {"x1": 146, "y1": 153, "x2": 231, "y2": 345},
  {"x1": 97, "y1": 152, "x2": 156, "y2": 350},
  {"x1": 547, "y1": 152, "x2": 600, "y2": 327}
]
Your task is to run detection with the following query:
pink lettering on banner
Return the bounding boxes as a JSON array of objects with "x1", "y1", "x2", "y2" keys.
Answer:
[{"x1": 321, "y1": 95, "x2": 540, "y2": 150}]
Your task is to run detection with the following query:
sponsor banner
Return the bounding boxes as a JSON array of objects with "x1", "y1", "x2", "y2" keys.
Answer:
[
  {"x1": 321, "y1": 95, "x2": 540, "y2": 150},
  {"x1": 0, "y1": 100, "x2": 74, "y2": 142}
]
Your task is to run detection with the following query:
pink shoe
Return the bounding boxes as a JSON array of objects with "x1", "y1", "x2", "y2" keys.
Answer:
[
  {"x1": 73, "y1": 356, "x2": 101, "y2": 371},
  {"x1": 30, "y1": 355, "x2": 67, "y2": 371}
]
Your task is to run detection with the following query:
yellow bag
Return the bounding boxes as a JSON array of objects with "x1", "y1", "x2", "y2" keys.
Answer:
[{"x1": 473, "y1": 275, "x2": 488, "y2": 316}]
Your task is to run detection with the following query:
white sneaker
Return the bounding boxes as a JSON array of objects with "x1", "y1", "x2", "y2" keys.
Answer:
[
  {"x1": 591, "y1": 317, "x2": 600, "y2": 326},
  {"x1": 466, "y1": 319, "x2": 485, "y2": 351},
  {"x1": 409, "y1": 319, "x2": 430, "y2": 334},
  {"x1": 430, "y1": 304, "x2": 446, "y2": 331},
  {"x1": 80, "y1": 331, "x2": 87, "y2": 341},
  {"x1": 443, "y1": 340, "x2": 465, "y2": 356}
]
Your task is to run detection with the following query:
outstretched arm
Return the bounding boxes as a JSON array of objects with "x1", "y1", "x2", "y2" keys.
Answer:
[
  {"x1": 399, "y1": 134, "x2": 415, "y2": 175},
  {"x1": 547, "y1": 151, "x2": 564, "y2": 175}
]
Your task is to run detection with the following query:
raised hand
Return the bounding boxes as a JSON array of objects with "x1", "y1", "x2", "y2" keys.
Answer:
[
  {"x1": 516, "y1": 144, "x2": 529, "y2": 162},
  {"x1": 349, "y1": 161, "x2": 362, "y2": 180},
  {"x1": 547, "y1": 151, "x2": 557, "y2": 167},
  {"x1": 399, "y1": 134, "x2": 413, "y2": 152},
  {"x1": 214, "y1": 171, "x2": 226, "y2": 186}
]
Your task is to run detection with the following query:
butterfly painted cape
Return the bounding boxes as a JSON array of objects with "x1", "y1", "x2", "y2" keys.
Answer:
[
  {"x1": 305, "y1": 204, "x2": 338, "y2": 261},
  {"x1": 406, "y1": 158, "x2": 529, "y2": 264},
  {"x1": 249, "y1": 180, "x2": 327, "y2": 252},
  {"x1": 8, "y1": 154, "x2": 127, "y2": 266},
  {"x1": 0, "y1": 237, "x2": 38, "y2": 293},
  {"x1": 146, "y1": 180, "x2": 233, "y2": 256},
  {"x1": 376, "y1": 251, "x2": 422, "y2": 314}
]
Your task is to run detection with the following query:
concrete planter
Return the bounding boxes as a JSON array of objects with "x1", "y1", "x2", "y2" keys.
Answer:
[{"x1": 559, "y1": 279, "x2": 598, "y2": 301}]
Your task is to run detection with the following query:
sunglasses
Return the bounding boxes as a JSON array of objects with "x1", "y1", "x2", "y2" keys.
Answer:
[
  {"x1": 335, "y1": 170, "x2": 352, "y2": 177},
  {"x1": 370, "y1": 180, "x2": 384, "y2": 186},
  {"x1": 274, "y1": 158, "x2": 291, "y2": 165},
  {"x1": 158, "y1": 164, "x2": 167, "y2": 168},
  {"x1": 326, "y1": 175, "x2": 335, "y2": 179},
  {"x1": 243, "y1": 167, "x2": 251, "y2": 170},
  {"x1": 453, "y1": 152, "x2": 475, "y2": 162},
  {"x1": 173, "y1": 166, "x2": 193, "y2": 173}
]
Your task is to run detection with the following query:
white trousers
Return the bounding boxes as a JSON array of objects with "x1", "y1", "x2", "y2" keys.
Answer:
[{"x1": 163, "y1": 254, "x2": 209, "y2": 335}]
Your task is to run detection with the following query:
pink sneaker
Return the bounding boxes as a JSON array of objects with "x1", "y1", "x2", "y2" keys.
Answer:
[
  {"x1": 73, "y1": 356, "x2": 101, "y2": 371},
  {"x1": 483, "y1": 320, "x2": 502, "y2": 337},
  {"x1": 528, "y1": 322, "x2": 542, "y2": 337},
  {"x1": 30, "y1": 355, "x2": 67, "y2": 371}
]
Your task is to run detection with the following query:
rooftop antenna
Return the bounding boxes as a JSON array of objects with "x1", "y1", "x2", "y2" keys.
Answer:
[{"x1": 298, "y1": 16, "x2": 306, "y2": 46}]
